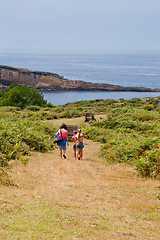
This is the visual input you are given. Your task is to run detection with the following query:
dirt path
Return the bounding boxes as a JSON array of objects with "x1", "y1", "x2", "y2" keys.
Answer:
[{"x1": 1, "y1": 116, "x2": 160, "y2": 239}]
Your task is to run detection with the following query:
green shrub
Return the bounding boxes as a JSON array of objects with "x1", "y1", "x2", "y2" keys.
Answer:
[
  {"x1": 0, "y1": 116, "x2": 56, "y2": 162},
  {"x1": 144, "y1": 105, "x2": 155, "y2": 111},
  {"x1": 0, "y1": 84, "x2": 47, "y2": 108},
  {"x1": 20, "y1": 157, "x2": 30, "y2": 165},
  {"x1": 26, "y1": 105, "x2": 41, "y2": 111},
  {"x1": 46, "y1": 102, "x2": 55, "y2": 108},
  {"x1": 134, "y1": 148, "x2": 160, "y2": 179}
]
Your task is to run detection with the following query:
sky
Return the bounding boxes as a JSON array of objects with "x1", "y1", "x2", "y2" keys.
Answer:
[{"x1": 1, "y1": 0, "x2": 160, "y2": 51}]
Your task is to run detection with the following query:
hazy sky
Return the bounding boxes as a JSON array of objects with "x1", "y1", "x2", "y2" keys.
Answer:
[{"x1": 1, "y1": 0, "x2": 160, "y2": 50}]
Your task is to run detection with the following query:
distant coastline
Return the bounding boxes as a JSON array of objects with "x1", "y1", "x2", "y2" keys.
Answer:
[{"x1": 0, "y1": 65, "x2": 160, "y2": 92}]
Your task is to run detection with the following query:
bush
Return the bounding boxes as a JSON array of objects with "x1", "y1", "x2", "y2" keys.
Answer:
[
  {"x1": 0, "y1": 116, "x2": 56, "y2": 162},
  {"x1": 46, "y1": 102, "x2": 55, "y2": 108},
  {"x1": 0, "y1": 84, "x2": 47, "y2": 108},
  {"x1": 26, "y1": 105, "x2": 41, "y2": 111},
  {"x1": 134, "y1": 148, "x2": 160, "y2": 179}
]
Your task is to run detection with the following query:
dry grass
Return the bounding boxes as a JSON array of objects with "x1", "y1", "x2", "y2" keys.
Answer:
[
  {"x1": 47, "y1": 114, "x2": 107, "y2": 127},
  {"x1": 0, "y1": 116, "x2": 160, "y2": 239}
]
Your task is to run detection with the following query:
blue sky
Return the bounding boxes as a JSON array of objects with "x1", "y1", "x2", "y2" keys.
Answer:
[{"x1": 1, "y1": 0, "x2": 160, "y2": 50}]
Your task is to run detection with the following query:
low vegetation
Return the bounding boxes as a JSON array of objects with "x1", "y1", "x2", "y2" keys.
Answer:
[
  {"x1": 80, "y1": 97, "x2": 160, "y2": 179},
  {"x1": 0, "y1": 87, "x2": 160, "y2": 239},
  {"x1": 0, "y1": 84, "x2": 160, "y2": 179},
  {"x1": 0, "y1": 106, "x2": 56, "y2": 168}
]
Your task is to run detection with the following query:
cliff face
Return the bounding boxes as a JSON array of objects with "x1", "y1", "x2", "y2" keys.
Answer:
[
  {"x1": 0, "y1": 65, "x2": 65, "y2": 90},
  {"x1": 0, "y1": 65, "x2": 160, "y2": 92}
]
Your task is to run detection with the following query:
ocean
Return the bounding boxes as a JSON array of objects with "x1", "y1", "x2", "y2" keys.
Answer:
[{"x1": 1, "y1": 50, "x2": 160, "y2": 105}]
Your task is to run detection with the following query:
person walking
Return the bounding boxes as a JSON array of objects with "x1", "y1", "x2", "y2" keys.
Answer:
[
  {"x1": 55, "y1": 123, "x2": 69, "y2": 159},
  {"x1": 76, "y1": 129, "x2": 87, "y2": 160},
  {"x1": 71, "y1": 130, "x2": 78, "y2": 160}
]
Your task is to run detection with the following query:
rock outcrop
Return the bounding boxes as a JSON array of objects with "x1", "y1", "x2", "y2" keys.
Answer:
[{"x1": 0, "y1": 65, "x2": 160, "y2": 92}]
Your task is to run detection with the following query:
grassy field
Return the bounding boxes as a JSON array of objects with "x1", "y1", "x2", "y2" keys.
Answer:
[
  {"x1": 0, "y1": 97, "x2": 160, "y2": 239},
  {"x1": 0, "y1": 116, "x2": 160, "y2": 239}
]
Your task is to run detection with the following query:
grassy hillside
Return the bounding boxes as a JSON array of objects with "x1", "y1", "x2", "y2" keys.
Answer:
[
  {"x1": 1, "y1": 95, "x2": 160, "y2": 180},
  {"x1": 79, "y1": 97, "x2": 160, "y2": 179},
  {"x1": 0, "y1": 96, "x2": 160, "y2": 239}
]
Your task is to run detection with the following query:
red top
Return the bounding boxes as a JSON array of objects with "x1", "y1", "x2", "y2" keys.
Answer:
[{"x1": 58, "y1": 129, "x2": 68, "y2": 138}]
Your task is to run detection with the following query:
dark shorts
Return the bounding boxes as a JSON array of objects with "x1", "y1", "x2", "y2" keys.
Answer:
[
  {"x1": 76, "y1": 142, "x2": 84, "y2": 149},
  {"x1": 73, "y1": 143, "x2": 76, "y2": 151},
  {"x1": 58, "y1": 145, "x2": 66, "y2": 150}
]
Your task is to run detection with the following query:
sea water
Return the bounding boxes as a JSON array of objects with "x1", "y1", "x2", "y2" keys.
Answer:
[{"x1": 0, "y1": 50, "x2": 160, "y2": 105}]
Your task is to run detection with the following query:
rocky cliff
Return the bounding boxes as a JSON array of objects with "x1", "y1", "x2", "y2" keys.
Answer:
[{"x1": 0, "y1": 65, "x2": 160, "y2": 92}]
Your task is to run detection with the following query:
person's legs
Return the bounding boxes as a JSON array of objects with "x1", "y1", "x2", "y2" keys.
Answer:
[
  {"x1": 73, "y1": 150, "x2": 76, "y2": 159},
  {"x1": 61, "y1": 146, "x2": 67, "y2": 158},
  {"x1": 59, "y1": 149, "x2": 62, "y2": 158},
  {"x1": 76, "y1": 142, "x2": 80, "y2": 160},
  {"x1": 76, "y1": 148, "x2": 80, "y2": 160},
  {"x1": 63, "y1": 149, "x2": 66, "y2": 155},
  {"x1": 59, "y1": 146, "x2": 65, "y2": 158},
  {"x1": 73, "y1": 144, "x2": 77, "y2": 159},
  {"x1": 63, "y1": 148, "x2": 66, "y2": 158},
  {"x1": 79, "y1": 142, "x2": 84, "y2": 160},
  {"x1": 80, "y1": 149, "x2": 83, "y2": 160}
]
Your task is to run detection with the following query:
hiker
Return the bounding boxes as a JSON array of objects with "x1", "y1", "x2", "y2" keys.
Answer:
[
  {"x1": 71, "y1": 130, "x2": 78, "y2": 160},
  {"x1": 76, "y1": 129, "x2": 87, "y2": 160},
  {"x1": 55, "y1": 123, "x2": 69, "y2": 159}
]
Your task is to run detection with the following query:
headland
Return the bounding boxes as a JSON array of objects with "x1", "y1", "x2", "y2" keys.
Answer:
[{"x1": 0, "y1": 65, "x2": 160, "y2": 92}]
